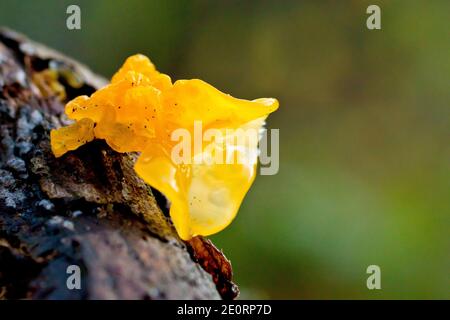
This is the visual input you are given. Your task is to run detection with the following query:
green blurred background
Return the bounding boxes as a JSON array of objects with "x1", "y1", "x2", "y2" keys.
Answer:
[{"x1": 1, "y1": 0, "x2": 448, "y2": 299}]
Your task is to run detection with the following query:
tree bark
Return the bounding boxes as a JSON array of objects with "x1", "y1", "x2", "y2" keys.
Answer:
[{"x1": 0, "y1": 28, "x2": 238, "y2": 300}]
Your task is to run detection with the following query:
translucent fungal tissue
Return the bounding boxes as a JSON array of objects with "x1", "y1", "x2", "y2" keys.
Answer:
[{"x1": 51, "y1": 54, "x2": 278, "y2": 240}]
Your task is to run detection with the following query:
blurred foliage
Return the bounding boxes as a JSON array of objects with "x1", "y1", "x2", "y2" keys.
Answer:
[{"x1": 1, "y1": 0, "x2": 448, "y2": 299}]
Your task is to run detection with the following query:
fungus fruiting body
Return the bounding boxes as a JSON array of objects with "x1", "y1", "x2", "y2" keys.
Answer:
[{"x1": 51, "y1": 54, "x2": 278, "y2": 240}]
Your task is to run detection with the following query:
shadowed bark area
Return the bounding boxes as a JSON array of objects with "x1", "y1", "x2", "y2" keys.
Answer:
[{"x1": 0, "y1": 28, "x2": 238, "y2": 300}]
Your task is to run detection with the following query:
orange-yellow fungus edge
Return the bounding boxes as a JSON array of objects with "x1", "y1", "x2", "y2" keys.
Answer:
[{"x1": 50, "y1": 54, "x2": 279, "y2": 240}]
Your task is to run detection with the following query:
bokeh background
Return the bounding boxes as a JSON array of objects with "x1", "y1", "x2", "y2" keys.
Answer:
[{"x1": 1, "y1": 0, "x2": 448, "y2": 299}]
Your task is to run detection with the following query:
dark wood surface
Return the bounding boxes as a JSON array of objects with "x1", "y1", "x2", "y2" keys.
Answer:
[{"x1": 0, "y1": 28, "x2": 237, "y2": 300}]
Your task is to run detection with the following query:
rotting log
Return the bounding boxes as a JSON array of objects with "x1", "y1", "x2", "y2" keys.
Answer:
[{"x1": 0, "y1": 28, "x2": 238, "y2": 300}]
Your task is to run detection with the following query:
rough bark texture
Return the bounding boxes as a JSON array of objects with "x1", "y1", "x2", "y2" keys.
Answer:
[{"x1": 0, "y1": 28, "x2": 238, "y2": 300}]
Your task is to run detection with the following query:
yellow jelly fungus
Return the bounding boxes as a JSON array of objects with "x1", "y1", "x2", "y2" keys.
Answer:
[{"x1": 50, "y1": 54, "x2": 278, "y2": 240}]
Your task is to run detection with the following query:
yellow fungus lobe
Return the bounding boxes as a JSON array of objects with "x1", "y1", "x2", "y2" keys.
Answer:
[{"x1": 50, "y1": 54, "x2": 278, "y2": 240}]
